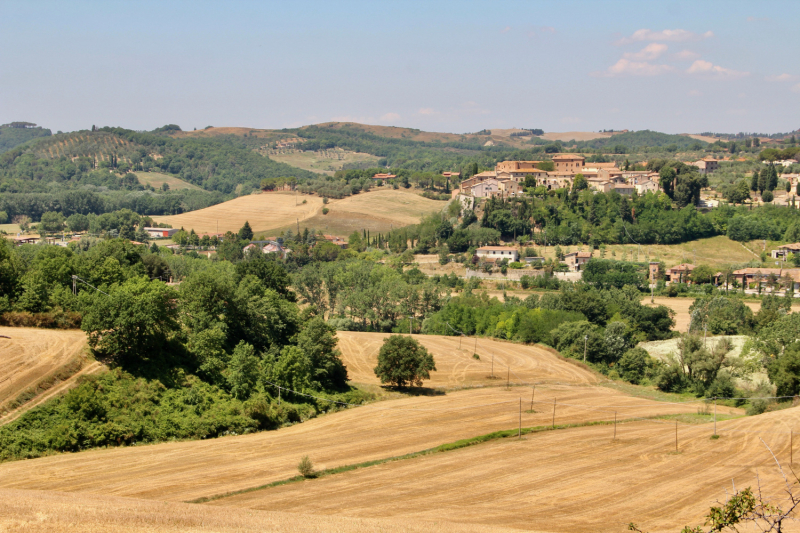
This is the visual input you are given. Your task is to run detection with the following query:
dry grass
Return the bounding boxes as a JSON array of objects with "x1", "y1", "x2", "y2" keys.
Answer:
[
  {"x1": 134, "y1": 172, "x2": 201, "y2": 191},
  {"x1": 0, "y1": 327, "x2": 88, "y2": 418},
  {"x1": 151, "y1": 192, "x2": 324, "y2": 234},
  {"x1": 215, "y1": 408, "x2": 798, "y2": 533},
  {"x1": 260, "y1": 188, "x2": 448, "y2": 237},
  {"x1": 0, "y1": 488, "x2": 530, "y2": 533},
  {"x1": 532, "y1": 236, "x2": 759, "y2": 270},
  {"x1": 268, "y1": 149, "x2": 379, "y2": 175},
  {"x1": 151, "y1": 189, "x2": 446, "y2": 237},
  {"x1": 0, "y1": 223, "x2": 21, "y2": 234},
  {"x1": 337, "y1": 333, "x2": 599, "y2": 388},
  {"x1": 643, "y1": 296, "x2": 800, "y2": 332}
]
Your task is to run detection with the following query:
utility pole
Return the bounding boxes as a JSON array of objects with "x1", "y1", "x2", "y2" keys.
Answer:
[
  {"x1": 583, "y1": 334, "x2": 588, "y2": 363},
  {"x1": 519, "y1": 398, "x2": 522, "y2": 439},
  {"x1": 530, "y1": 386, "x2": 535, "y2": 411},
  {"x1": 714, "y1": 398, "x2": 717, "y2": 436},
  {"x1": 675, "y1": 420, "x2": 678, "y2": 452}
]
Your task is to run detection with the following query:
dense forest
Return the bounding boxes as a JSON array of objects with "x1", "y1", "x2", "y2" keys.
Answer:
[{"x1": 0, "y1": 123, "x2": 51, "y2": 154}]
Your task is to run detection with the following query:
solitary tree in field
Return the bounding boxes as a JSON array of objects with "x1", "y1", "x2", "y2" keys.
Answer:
[
  {"x1": 374, "y1": 335, "x2": 436, "y2": 388},
  {"x1": 238, "y1": 221, "x2": 254, "y2": 241}
]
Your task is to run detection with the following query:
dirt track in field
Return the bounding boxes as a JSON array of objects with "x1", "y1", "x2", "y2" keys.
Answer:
[
  {"x1": 337, "y1": 332, "x2": 599, "y2": 388},
  {"x1": 0, "y1": 327, "x2": 88, "y2": 418}
]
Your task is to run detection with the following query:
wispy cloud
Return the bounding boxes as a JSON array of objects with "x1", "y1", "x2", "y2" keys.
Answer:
[
  {"x1": 673, "y1": 49, "x2": 700, "y2": 61},
  {"x1": 596, "y1": 58, "x2": 675, "y2": 77},
  {"x1": 766, "y1": 73, "x2": 797, "y2": 82},
  {"x1": 418, "y1": 108, "x2": 438, "y2": 116},
  {"x1": 380, "y1": 112, "x2": 401, "y2": 122},
  {"x1": 688, "y1": 89, "x2": 702, "y2": 96},
  {"x1": 616, "y1": 29, "x2": 713, "y2": 45},
  {"x1": 746, "y1": 16, "x2": 770, "y2": 22},
  {"x1": 687, "y1": 59, "x2": 749, "y2": 78},
  {"x1": 500, "y1": 26, "x2": 511, "y2": 34},
  {"x1": 623, "y1": 43, "x2": 668, "y2": 61},
  {"x1": 792, "y1": 83, "x2": 800, "y2": 94}
]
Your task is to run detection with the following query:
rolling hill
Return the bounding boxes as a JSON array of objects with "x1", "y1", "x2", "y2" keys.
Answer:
[{"x1": 0, "y1": 123, "x2": 51, "y2": 154}]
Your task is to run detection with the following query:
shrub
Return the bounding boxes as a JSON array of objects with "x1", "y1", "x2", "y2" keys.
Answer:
[
  {"x1": 322, "y1": 208, "x2": 329, "y2": 215},
  {"x1": 298, "y1": 455, "x2": 315, "y2": 478}
]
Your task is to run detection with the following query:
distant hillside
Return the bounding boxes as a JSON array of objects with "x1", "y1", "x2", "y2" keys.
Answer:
[
  {"x1": 0, "y1": 126, "x2": 318, "y2": 220},
  {"x1": 0, "y1": 123, "x2": 51, "y2": 154},
  {"x1": 574, "y1": 130, "x2": 706, "y2": 151}
]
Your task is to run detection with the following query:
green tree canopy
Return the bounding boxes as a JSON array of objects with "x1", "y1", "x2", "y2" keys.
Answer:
[{"x1": 374, "y1": 335, "x2": 436, "y2": 387}]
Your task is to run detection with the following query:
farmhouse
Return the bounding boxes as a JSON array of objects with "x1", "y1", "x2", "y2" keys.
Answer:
[
  {"x1": 476, "y1": 246, "x2": 519, "y2": 262},
  {"x1": 665, "y1": 263, "x2": 695, "y2": 284},
  {"x1": 771, "y1": 243, "x2": 800, "y2": 260},
  {"x1": 564, "y1": 251, "x2": 592, "y2": 271},
  {"x1": 144, "y1": 227, "x2": 179, "y2": 238},
  {"x1": 730, "y1": 267, "x2": 800, "y2": 290},
  {"x1": 372, "y1": 173, "x2": 396, "y2": 182},
  {"x1": 690, "y1": 157, "x2": 719, "y2": 175},
  {"x1": 321, "y1": 234, "x2": 348, "y2": 248}
]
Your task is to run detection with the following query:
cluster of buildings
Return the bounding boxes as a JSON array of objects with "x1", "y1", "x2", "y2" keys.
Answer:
[{"x1": 459, "y1": 155, "x2": 662, "y2": 199}]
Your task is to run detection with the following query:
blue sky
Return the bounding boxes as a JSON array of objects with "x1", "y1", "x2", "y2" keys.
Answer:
[{"x1": 1, "y1": 0, "x2": 798, "y2": 135}]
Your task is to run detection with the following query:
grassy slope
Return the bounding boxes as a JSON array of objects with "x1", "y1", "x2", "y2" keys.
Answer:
[{"x1": 135, "y1": 171, "x2": 202, "y2": 191}]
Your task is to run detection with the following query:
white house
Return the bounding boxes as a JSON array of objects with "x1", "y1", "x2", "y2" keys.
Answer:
[{"x1": 476, "y1": 246, "x2": 519, "y2": 262}]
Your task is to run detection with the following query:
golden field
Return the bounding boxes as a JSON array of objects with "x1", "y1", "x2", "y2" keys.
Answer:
[
  {"x1": 152, "y1": 191, "x2": 324, "y2": 234},
  {"x1": 0, "y1": 327, "x2": 98, "y2": 423},
  {"x1": 1, "y1": 330, "x2": 797, "y2": 532},
  {"x1": 151, "y1": 189, "x2": 446, "y2": 236}
]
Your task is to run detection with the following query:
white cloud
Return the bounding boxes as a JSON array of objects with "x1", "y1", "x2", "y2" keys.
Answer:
[
  {"x1": 623, "y1": 43, "x2": 668, "y2": 61},
  {"x1": 380, "y1": 112, "x2": 401, "y2": 122},
  {"x1": 766, "y1": 73, "x2": 796, "y2": 82},
  {"x1": 417, "y1": 108, "x2": 438, "y2": 116},
  {"x1": 686, "y1": 60, "x2": 749, "y2": 78},
  {"x1": 674, "y1": 49, "x2": 700, "y2": 61},
  {"x1": 597, "y1": 58, "x2": 675, "y2": 77},
  {"x1": 616, "y1": 29, "x2": 713, "y2": 45}
]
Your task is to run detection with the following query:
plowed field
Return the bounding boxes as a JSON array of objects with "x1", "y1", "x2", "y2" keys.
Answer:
[{"x1": 337, "y1": 332, "x2": 598, "y2": 388}]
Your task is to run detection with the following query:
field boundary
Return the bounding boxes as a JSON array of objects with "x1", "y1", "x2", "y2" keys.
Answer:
[{"x1": 189, "y1": 418, "x2": 630, "y2": 505}]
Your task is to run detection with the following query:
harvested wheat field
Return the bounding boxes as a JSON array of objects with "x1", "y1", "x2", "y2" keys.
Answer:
[
  {"x1": 0, "y1": 382, "x2": 710, "y2": 504},
  {"x1": 0, "y1": 488, "x2": 532, "y2": 533},
  {"x1": 643, "y1": 296, "x2": 800, "y2": 332},
  {"x1": 151, "y1": 192, "x2": 323, "y2": 234},
  {"x1": 337, "y1": 332, "x2": 598, "y2": 388},
  {"x1": 0, "y1": 327, "x2": 88, "y2": 419},
  {"x1": 262, "y1": 189, "x2": 448, "y2": 237},
  {"x1": 134, "y1": 171, "x2": 201, "y2": 191},
  {"x1": 216, "y1": 408, "x2": 800, "y2": 533}
]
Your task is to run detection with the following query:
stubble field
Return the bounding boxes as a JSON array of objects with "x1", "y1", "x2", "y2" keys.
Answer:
[{"x1": 0, "y1": 327, "x2": 90, "y2": 421}]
